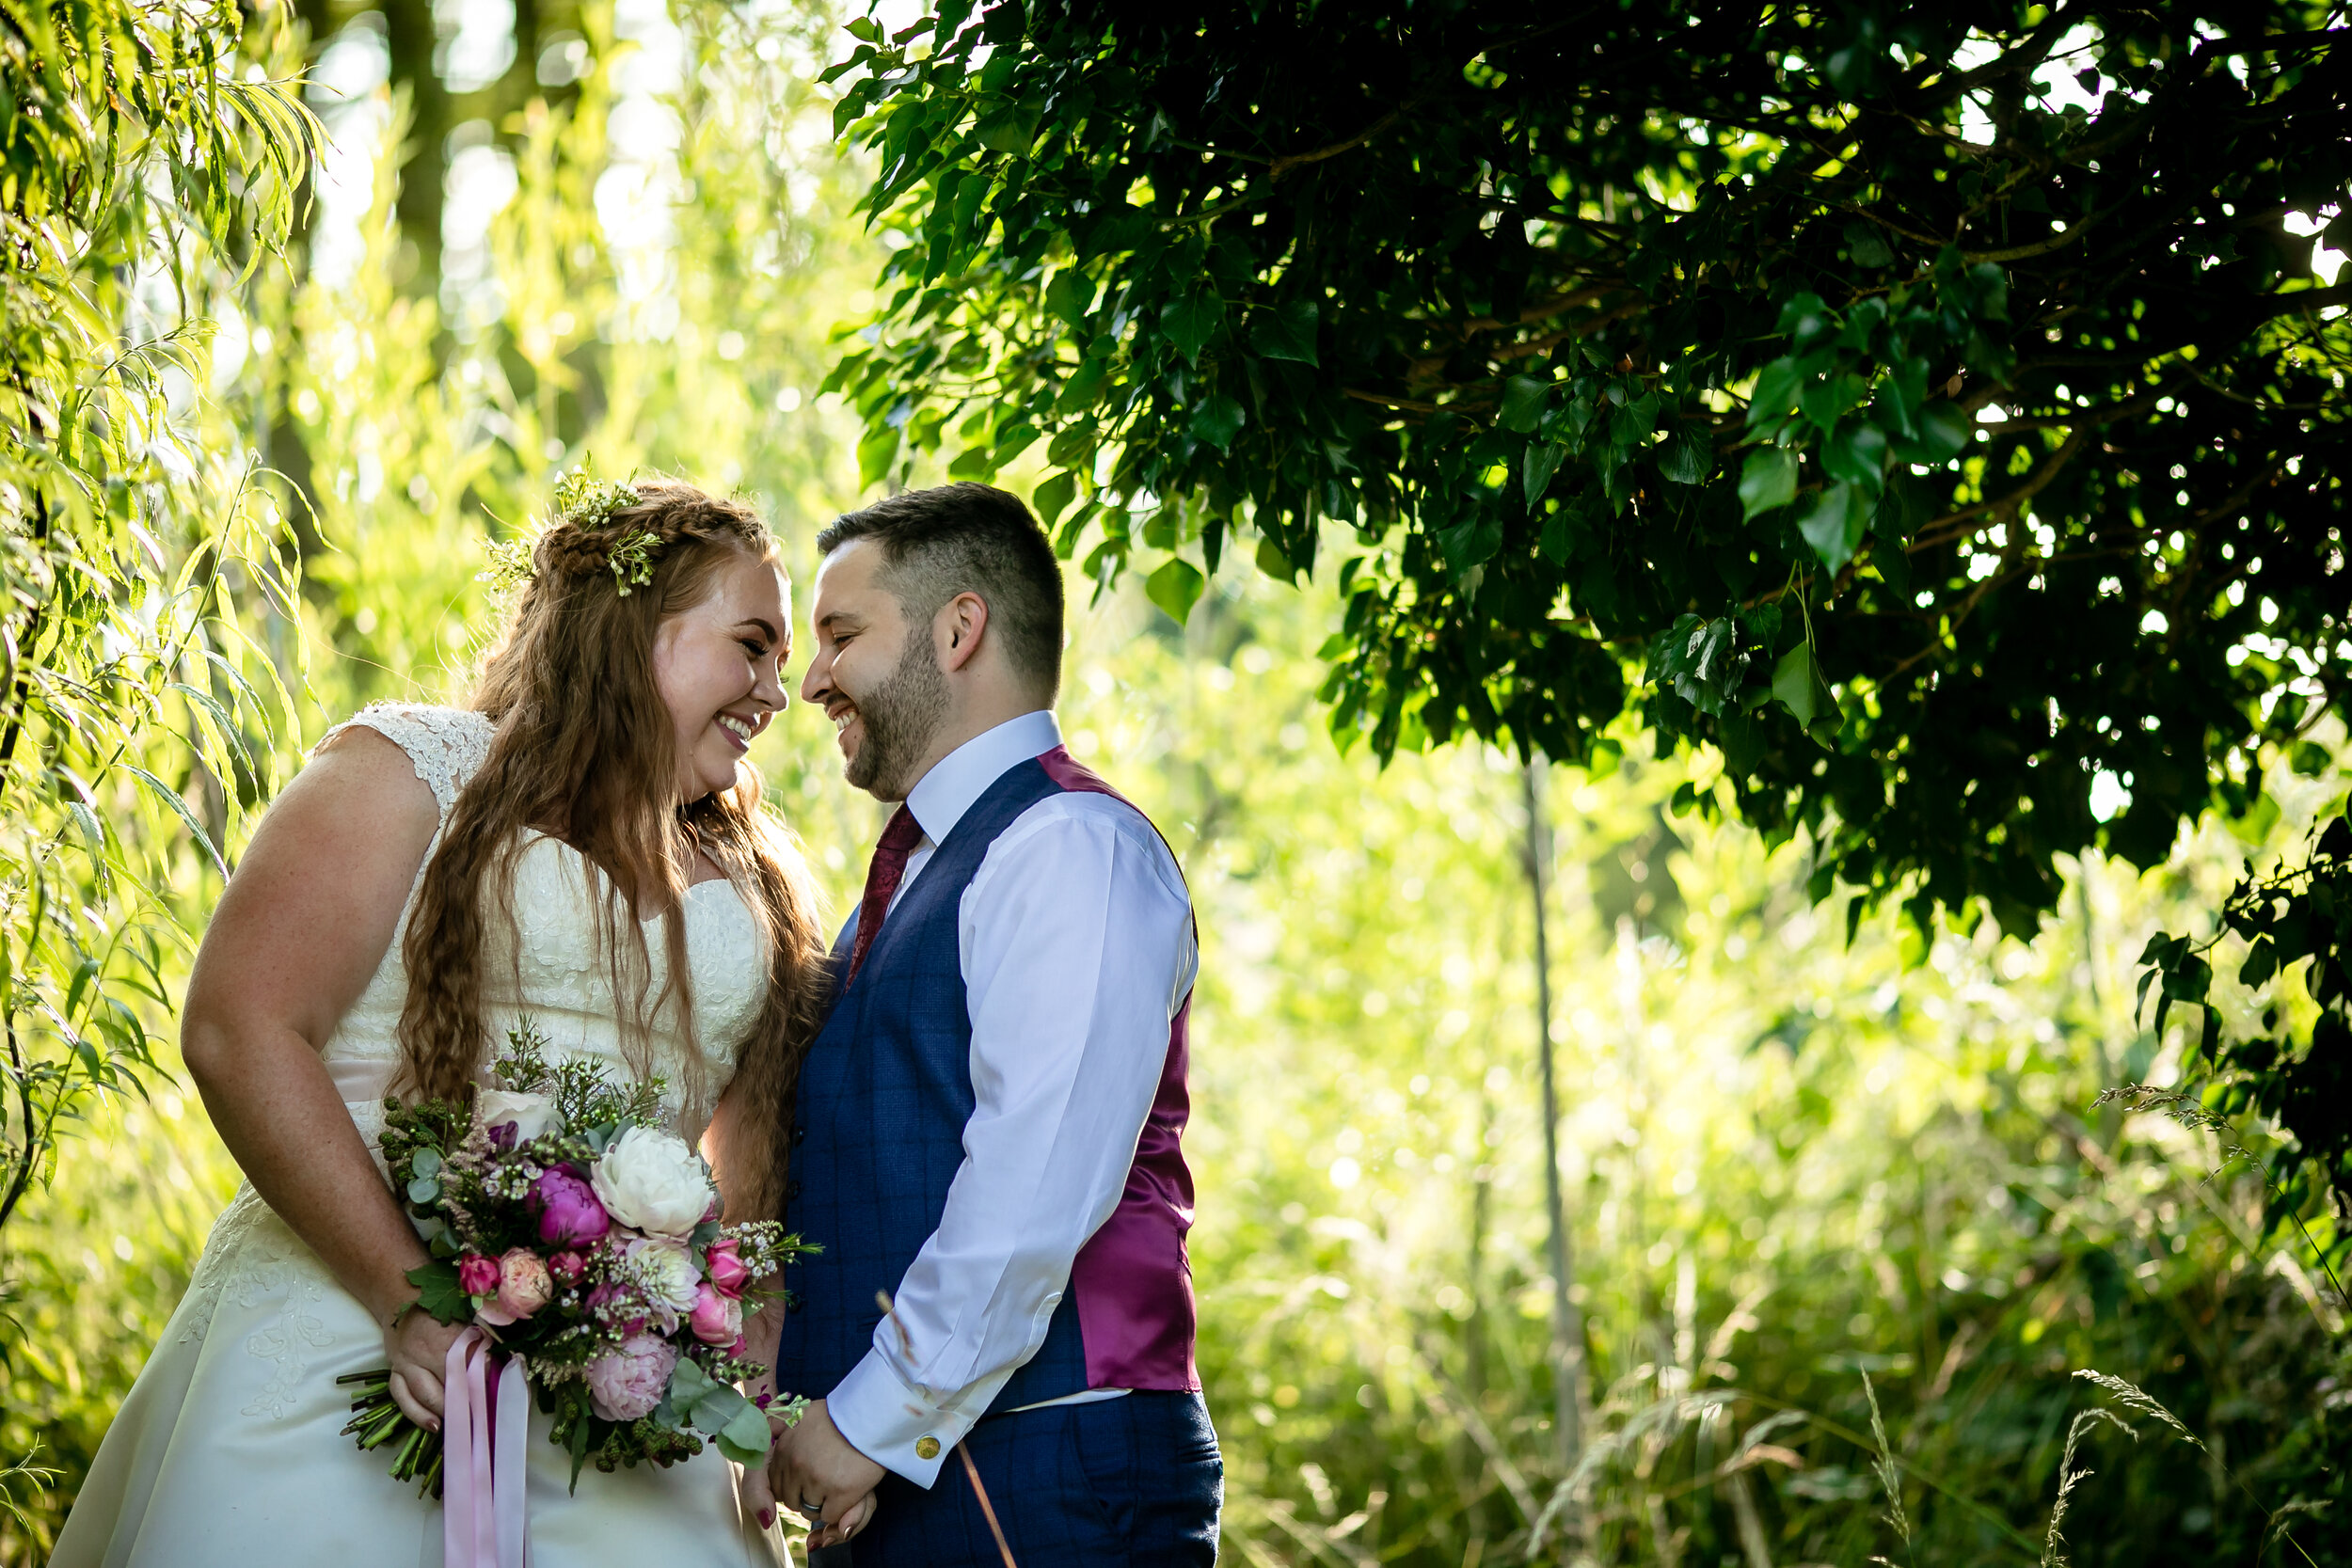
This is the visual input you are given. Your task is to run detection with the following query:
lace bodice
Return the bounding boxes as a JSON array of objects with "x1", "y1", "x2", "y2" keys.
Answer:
[{"x1": 314, "y1": 703, "x2": 763, "y2": 1140}]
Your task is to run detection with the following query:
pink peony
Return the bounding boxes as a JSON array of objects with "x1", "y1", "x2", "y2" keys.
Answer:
[
  {"x1": 531, "y1": 1166, "x2": 610, "y2": 1248},
  {"x1": 478, "y1": 1247, "x2": 552, "y2": 1325},
  {"x1": 688, "y1": 1283, "x2": 743, "y2": 1347},
  {"x1": 456, "y1": 1252, "x2": 501, "y2": 1298},
  {"x1": 583, "y1": 1333, "x2": 676, "y2": 1422},
  {"x1": 548, "y1": 1249, "x2": 586, "y2": 1287},
  {"x1": 704, "y1": 1238, "x2": 751, "y2": 1300}
]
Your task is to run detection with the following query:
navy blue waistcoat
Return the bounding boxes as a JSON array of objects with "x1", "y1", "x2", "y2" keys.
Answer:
[{"x1": 773, "y1": 757, "x2": 1091, "y2": 1413}]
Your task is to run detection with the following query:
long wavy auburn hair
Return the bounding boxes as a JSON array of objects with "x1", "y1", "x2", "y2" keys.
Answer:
[{"x1": 396, "y1": 479, "x2": 830, "y2": 1223}]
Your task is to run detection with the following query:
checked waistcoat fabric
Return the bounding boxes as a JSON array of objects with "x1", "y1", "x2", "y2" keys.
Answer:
[{"x1": 774, "y1": 747, "x2": 1200, "y2": 1416}]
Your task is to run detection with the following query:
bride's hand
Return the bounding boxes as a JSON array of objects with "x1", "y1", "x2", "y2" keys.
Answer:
[{"x1": 383, "y1": 1307, "x2": 466, "y2": 1431}]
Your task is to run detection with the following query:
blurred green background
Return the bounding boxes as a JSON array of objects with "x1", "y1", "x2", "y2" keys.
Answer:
[{"x1": 2, "y1": 2, "x2": 2344, "y2": 1564}]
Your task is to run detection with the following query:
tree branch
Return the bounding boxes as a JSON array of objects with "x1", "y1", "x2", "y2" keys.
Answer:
[
  {"x1": 1910, "y1": 426, "x2": 2090, "y2": 552},
  {"x1": 1270, "y1": 109, "x2": 1405, "y2": 180}
]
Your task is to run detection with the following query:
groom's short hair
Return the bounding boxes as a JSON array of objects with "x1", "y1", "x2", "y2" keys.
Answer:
[{"x1": 818, "y1": 483, "x2": 1065, "y2": 700}]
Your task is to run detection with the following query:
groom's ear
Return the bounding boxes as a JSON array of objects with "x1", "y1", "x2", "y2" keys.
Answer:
[{"x1": 938, "y1": 590, "x2": 990, "y2": 673}]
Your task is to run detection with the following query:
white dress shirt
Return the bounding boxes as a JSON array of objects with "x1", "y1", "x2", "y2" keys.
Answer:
[{"x1": 825, "y1": 709, "x2": 1199, "y2": 1487}]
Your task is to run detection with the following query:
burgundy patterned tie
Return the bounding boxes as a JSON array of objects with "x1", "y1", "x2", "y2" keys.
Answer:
[{"x1": 845, "y1": 805, "x2": 923, "y2": 985}]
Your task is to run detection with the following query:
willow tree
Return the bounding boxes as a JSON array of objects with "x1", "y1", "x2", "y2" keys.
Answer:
[
  {"x1": 821, "y1": 2, "x2": 2352, "y2": 1212},
  {"x1": 1, "y1": 0, "x2": 315, "y2": 1267}
]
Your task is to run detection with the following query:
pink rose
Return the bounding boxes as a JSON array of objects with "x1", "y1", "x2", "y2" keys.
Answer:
[
  {"x1": 531, "y1": 1166, "x2": 610, "y2": 1248},
  {"x1": 583, "y1": 1333, "x2": 677, "y2": 1422},
  {"x1": 478, "y1": 1247, "x2": 552, "y2": 1325},
  {"x1": 456, "y1": 1252, "x2": 500, "y2": 1298},
  {"x1": 704, "y1": 1238, "x2": 751, "y2": 1300},
  {"x1": 688, "y1": 1283, "x2": 743, "y2": 1347},
  {"x1": 548, "y1": 1249, "x2": 586, "y2": 1287}
]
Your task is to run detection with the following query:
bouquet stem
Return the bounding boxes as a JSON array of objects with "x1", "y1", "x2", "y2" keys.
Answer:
[{"x1": 339, "y1": 1368, "x2": 446, "y2": 1496}]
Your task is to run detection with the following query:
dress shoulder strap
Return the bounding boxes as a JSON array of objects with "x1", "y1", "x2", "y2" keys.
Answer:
[{"x1": 318, "y1": 702, "x2": 494, "y2": 823}]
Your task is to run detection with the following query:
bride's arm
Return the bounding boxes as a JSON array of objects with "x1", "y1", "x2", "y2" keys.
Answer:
[{"x1": 181, "y1": 725, "x2": 460, "y2": 1428}]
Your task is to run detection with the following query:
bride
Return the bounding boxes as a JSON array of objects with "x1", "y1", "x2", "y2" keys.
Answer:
[{"x1": 55, "y1": 479, "x2": 833, "y2": 1566}]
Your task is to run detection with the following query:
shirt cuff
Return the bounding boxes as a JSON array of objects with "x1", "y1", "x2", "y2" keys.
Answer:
[{"x1": 826, "y1": 1351, "x2": 998, "y2": 1489}]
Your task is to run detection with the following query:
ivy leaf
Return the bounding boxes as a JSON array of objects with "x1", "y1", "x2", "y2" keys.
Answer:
[
  {"x1": 1032, "y1": 469, "x2": 1078, "y2": 528},
  {"x1": 1772, "y1": 641, "x2": 1840, "y2": 747},
  {"x1": 855, "y1": 424, "x2": 900, "y2": 488},
  {"x1": 1525, "y1": 440, "x2": 1566, "y2": 505},
  {"x1": 1658, "y1": 430, "x2": 1710, "y2": 485},
  {"x1": 1497, "y1": 375, "x2": 1551, "y2": 435},
  {"x1": 1798, "y1": 482, "x2": 1868, "y2": 573},
  {"x1": 1892, "y1": 403, "x2": 1971, "y2": 467},
  {"x1": 1248, "y1": 298, "x2": 1319, "y2": 365},
  {"x1": 1740, "y1": 448, "x2": 1798, "y2": 519},
  {"x1": 1190, "y1": 392, "x2": 1246, "y2": 451},
  {"x1": 1162, "y1": 291, "x2": 1224, "y2": 365},
  {"x1": 1145, "y1": 558, "x2": 1205, "y2": 624},
  {"x1": 1821, "y1": 418, "x2": 1889, "y2": 491}
]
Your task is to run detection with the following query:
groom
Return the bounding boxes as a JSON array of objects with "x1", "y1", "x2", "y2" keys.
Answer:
[{"x1": 755, "y1": 483, "x2": 1220, "y2": 1565}]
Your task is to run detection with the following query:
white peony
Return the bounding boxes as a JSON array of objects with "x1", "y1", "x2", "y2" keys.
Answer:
[
  {"x1": 477, "y1": 1089, "x2": 561, "y2": 1143},
  {"x1": 627, "y1": 1237, "x2": 706, "y2": 1319},
  {"x1": 591, "y1": 1126, "x2": 716, "y2": 1237}
]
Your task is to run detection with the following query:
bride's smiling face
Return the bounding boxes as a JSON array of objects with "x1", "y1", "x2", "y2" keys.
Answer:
[{"x1": 651, "y1": 548, "x2": 791, "y2": 801}]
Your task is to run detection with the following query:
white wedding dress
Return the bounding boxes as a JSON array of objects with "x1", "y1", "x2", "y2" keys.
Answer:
[{"x1": 54, "y1": 704, "x2": 780, "y2": 1568}]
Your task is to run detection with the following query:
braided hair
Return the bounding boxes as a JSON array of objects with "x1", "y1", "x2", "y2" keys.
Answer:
[{"x1": 396, "y1": 478, "x2": 831, "y2": 1225}]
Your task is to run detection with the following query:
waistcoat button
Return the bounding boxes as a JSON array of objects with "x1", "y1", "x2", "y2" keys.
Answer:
[{"x1": 787, "y1": 1180, "x2": 802, "y2": 1200}]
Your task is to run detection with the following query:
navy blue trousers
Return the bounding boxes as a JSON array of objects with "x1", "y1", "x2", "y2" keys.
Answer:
[{"x1": 839, "y1": 1391, "x2": 1221, "y2": 1568}]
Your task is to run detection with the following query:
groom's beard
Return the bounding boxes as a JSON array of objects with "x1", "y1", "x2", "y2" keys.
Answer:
[{"x1": 844, "y1": 624, "x2": 949, "y2": 800}]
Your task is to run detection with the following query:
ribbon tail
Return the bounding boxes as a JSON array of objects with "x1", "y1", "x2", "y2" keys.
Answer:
[
  {"x1": 443, "y1": 1328, "x2": 482, "y2": 1568},
  {"x1": 470, "y1": 1338, "x2": 497, "y2": 1566},
  {"x1": 494, "y1": 1353, "x2": 530, "y2": 1568}
]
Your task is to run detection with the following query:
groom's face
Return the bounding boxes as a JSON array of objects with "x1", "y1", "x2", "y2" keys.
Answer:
[{"x1": 803, "y1": 539, "x2": 949, "y2": 800}]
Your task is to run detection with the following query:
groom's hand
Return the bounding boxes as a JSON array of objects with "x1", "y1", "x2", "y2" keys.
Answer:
[{"x1": 772, "y1": 1399, "x2": 886, "y2": 1547}]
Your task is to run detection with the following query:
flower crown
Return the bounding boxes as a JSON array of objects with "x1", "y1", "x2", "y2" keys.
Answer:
[{"x1": 479, "y1": 467, "x2": 663, "y2": 597}]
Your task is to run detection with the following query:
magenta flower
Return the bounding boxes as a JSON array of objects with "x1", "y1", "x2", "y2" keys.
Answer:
[
  {"x1": 704, "y1": 1238, "x2": 751, "y2": 1300},
  {"x1": 531, "y1": 1166, "x2": 610, "y2": 1248},
  {"x1": 456, "y1": 1252, "x2": 500, "y2": 1298},
  {"x1": 548, "y1": 1249, "x2": 586, "y2": 1287},
  {"x1": 584, "y1": 1333, "x2": 677, "y2": 1422},
  {"x1": 688, "y1": 1283, "x2": 743, "y2": 1347}
]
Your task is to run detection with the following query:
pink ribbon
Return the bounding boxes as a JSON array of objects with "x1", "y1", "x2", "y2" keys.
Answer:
[{"x1": 443, "y1": 1327, "x2": 530, "y2": 1568}]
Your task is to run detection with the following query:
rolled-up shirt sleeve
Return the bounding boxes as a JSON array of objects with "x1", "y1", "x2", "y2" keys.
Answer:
[{"x1": 826, "y1": 796, "x2": 1196, "y2": 1486}]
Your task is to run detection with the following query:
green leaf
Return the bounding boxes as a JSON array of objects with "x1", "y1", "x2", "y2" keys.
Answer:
[
  {"x1": 405, "y1": 1259, "x2": 469, "y2": 1324},
  {"x1": 1145, "y1": 558, "x2": 1205, "y2": 624},
  {"x1": 1033, "y1": 470, "x2": 1079, "y2": 528},
  {"x1": 1892, "y1": 403, "x2": 1970, "y2": 467},
  {"x1": 1248, "y1": 298, "x2": 1319, "y2": 365},
  {"x1": 1845, "y1": 218, "x2": 1895, "y2": 268},
  {"x1": 124, "y1": 766, "x2": 226, "y2": 876},
  {"x1": 1740, "y1": 448, "x2": 1799, "y2": 520},
  {"x1": 856, "y1": 424, "x2": 901, "y2": 489},
  {"x1": 1190, "y1": 393, "x2": 1246, "y2": 451},
  {"x1": 1821, "y1": 417, "x2": 1889, "y2": 491},
  {"x1": 1496, "y1": 375, "x2": 1551, "y2": 435},
  {"x1": 1161, "y1": 291, "x2": 1224, "y2": 365},
  {"x1": 1798, "y1": 482, "x2": 1868, "y2": 574},
  {"x1": 1524, "y1": 441, "x2": 1566, "y2": 505},
  {"x1": 1746, "y1": 357, "x2": 1802, "y2": 429},
  {"x1": 1772, "y1": 641, "x2": 1840, "y2": 747},
  {"x1": 1658, "y1": 431, "x2": 1709, "y2": 485},
  {"x1": 719, "y1": 1398, "x2": 774, "y2": 1462},
  {"x1": 1045, "y1": 268, "x2": 1093, "y2": 328}
]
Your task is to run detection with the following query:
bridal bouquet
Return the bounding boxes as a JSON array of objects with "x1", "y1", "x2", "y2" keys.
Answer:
[{"x1": 342, "y1": 1022, "x2": 809, "y2": 1495}]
